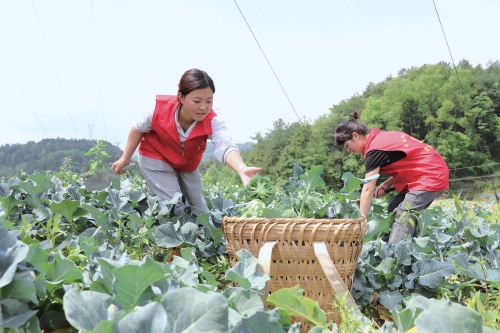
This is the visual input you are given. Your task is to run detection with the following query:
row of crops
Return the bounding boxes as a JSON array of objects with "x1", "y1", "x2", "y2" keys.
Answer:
[{"x1": 0, "y1": 162, "x2": 499, "y2": 332}]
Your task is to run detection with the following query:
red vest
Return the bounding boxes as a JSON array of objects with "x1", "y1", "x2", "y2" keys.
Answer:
[
  {"x1": 138, "y1": 95, "x2": 216, "y2": 172},
  {"x1": 363, "y1": 128, "x2": 449, "y2": 192}
]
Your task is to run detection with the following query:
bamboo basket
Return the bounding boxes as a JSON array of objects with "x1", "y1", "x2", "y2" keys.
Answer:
[{"x1": 222, "y1": 216, "x2": 367, "y2": 332}]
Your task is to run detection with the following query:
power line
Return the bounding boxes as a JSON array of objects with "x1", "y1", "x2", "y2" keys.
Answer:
[
  {"x1": 449, "y1": 173, "x2": 500, "y2": 182},
  {"x1": 432, "y1": 0, "x2": 499, "y2": 203},
  {"x1": 432, "y1": 0, "x2": 463, "y2": 92},
  {"x1": 232, "y1": 0, "x2": 302, "y2": 123},
  {"x1": 30, "y1": 0, "x2": 79, "y2": 138},
  {"x1": 90, "y1": 0, "x2": 107, "y2": 140},
  {"x1": 0, "y1": 49, "x2": 49, "y2": 138},
  {"x1": 449, "y1": 162, "x2": 500, "y2": 172}
]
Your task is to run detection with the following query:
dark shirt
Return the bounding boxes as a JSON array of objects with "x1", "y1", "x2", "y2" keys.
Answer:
[{"x1": 365, "y1": 150, "x2": 407, "y2": 173}]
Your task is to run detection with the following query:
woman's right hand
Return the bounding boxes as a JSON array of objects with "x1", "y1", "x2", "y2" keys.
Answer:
[
  {"x1": 374, "y1": 185, "x2": 387, "y2": 198},
  {"x1": 111, "y1": 157, "x2": 130, "y2": 174},
  {"x1": 239, "y1": 166, "x2": 263, "y2": 187}
]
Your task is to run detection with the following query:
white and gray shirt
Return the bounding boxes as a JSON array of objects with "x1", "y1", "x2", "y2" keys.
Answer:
[{"x1": 135, "y1": 106, "x2": 239, "y2": 163}]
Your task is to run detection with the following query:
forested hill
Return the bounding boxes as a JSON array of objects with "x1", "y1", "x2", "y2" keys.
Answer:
[
  {"x1": 0, "y1": 138, "x2": 254, "y2": 178},
  {"x1": 201, "y1": 141, "x2": 253, "y2": 161},
  {"x1": 0, "y1": 138, "x2": 121, "y2": 178},
  {"x1": 240, "y1": 60, "x2": 500, "y2": 191}
]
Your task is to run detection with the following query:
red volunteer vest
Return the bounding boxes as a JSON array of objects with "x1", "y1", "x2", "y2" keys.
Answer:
[
  {"x1": 363, "y1": 128, "x2": 449, "y2": 192},
  {"x1": 138, "y1": 95, "x2": 216, "y2": 172}
]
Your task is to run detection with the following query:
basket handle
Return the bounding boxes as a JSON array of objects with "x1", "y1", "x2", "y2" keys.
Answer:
[
  {"x1": 313, "y1": 242, "x2": 360, "y2": 313},
  {"x1": 258, "y1": 241, "x2": 277, "y2": 307}
]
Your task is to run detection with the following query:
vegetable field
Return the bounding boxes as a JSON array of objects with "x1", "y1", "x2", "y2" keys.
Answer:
[{"x1": 0, "y1": 162, "x2": 499, "y2": 332}]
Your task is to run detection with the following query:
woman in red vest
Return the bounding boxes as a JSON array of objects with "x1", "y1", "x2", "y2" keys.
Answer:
[
  {"x1": 335, "y1": 111, "x2": 449, "y2": 243},
  {"x1": 112, "y1": 68, "x2": 261, "y2": 213}
]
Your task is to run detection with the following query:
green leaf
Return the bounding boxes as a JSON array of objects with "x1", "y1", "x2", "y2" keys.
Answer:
[
  {"x1": 25, "y1": 195, "x2": 51, "y2": 219},
  {"x1": 364, "y1": 215, "x2": 392, "y2": 241},
  {"x1": 50, "y1": 199, "x2": 82, "y2": 223},
  {"x1": 483, "y1": 327, "x2": 500, "y2": 333},
  {"x1": 0, "y1": 224, "x2": 16, "y2": 250},
  {"x1": 16, "y1": 182, "x2": 43, "y2": 196},
  {"x1": 412, "y1": 236, "x2": 433, "y2": 254},
  {"x1": 127, "y1": 213, "x2": 147, "y2": 230},
  {"x1": 299, "y1": 165, "x2": 325, "y2": 217},
  {"x1": 374, "y1": 258, "x2": 395, "y2": 277},
  {"x1": 197, "y1": 213, "x2": 224, "y2": 247},
  {"x1": 46, "y1": 252, "x2": 83, "y2": 283},
  {"x1": 391, "y1": 305, "x2": 422, "y2": 333},
  {"x1": 211, "y1": 195, "x2": 236, "y2": 212},
  {"x1": 394, "y1": 242, "x2": 412, "y2": 266},
  {"x1": 0, "y1": 195, "x2": 22, "y2": 215},
  {"x1": 0, "y1": 183, "x2": 11, "y2": 198},
  {"x1": 89, "y1": 280, "x2": 110, "y2": 295},
  {"x1": 95, "y1": 258, "x2": 126, "y2": 295},
  {"x1": 83, "y1": 204, "x2": 110, "y2": 229},
  {"x1": 300, "y1": 165, "x2": 325, "y2": 197},
  {"x1": 22, "y1": 315, "x2": 42, "y2": 333},
  {"x1": 340, "y1": 172, "x2": 363, "y2": 194},
  {"x1": 26, "y1": 174, "x2": 55, "y2": 192},
  {"x1": 261, "y1": 208, "x2": 283, "y2": 218},
  {"x1": 0, "y1": 232, "x2": 29, "y2": 288},
  {"x1": 63, "y1": 288, "x2": 113, "y2": 331},
  {"x1": 154, "y1": 222, "x2": 184, "y2": 248},
  {"x1": 414, "y1": 299, "x2": 483, "y2": 333},
  {"x1": 181, "y1": 222, "x2": 201, "y2": 245},
  {"x1": 33, "y1": 274, "x2": 47, "y2": 301},
  {"x1": 266, "y1": 286, "x2": 329, "y2": 330},
  {"x1": 408, "y1": 259, "x2": 455, "y2": 289},
  {"x1": 161, "y1": 288, "x2": 228, "y2": 333},
  {"x1": 107, "y1": 189, "x2": 133, "y2": 214},
  {"x1": 1, "y1": 271, "x2": 38, "y2": 304},
  {"x1": 223, "y1": 287, "x2": 264, "y2": 317},
  {"x1": 0, "y1": 298, "x2": 38, "y2": 328},
  {"x1": 201, "y1": 271, "x2": 219, "y2": 287},
  {"x1": 179, "y1": 247, "x2": 197, "y2": 262},
  {"x1": 128, "y1": 190, "x2": 147, "y2": 203},
  {"x1": 228, "y1": 307, "x2": 244, "y2": 331},
  {"x1": 232, "y1": 308, "x2": 286, "y2": 333},
  {"x1": 93, "y1": 191, "x2": 110, "y2": 205},
  {"x1": 418, "y1": 210, "x2": 443, "y2": 236},
  {"x1": 292, "y1": 161, "x2": 305, "y2": 179},
  {"x1": 115, "y1": 301, "x2": 167, "y2": 333},
  {"x1": 378, "y1": 290, "x2": 403, "y2": 310},
  {"x1": 167, "y1": 256, "x2": 201, "y2": 287},
  {"x1": 308, "y1": 327, "x2": 331, "y2": 333},
  {"x1": 88, "y1": 320, "x2": 115, "y2": 333},
  {"x1": 112, "y1": 256, "x2": 165, "y2": 311},
  {"x1": 452, "y1": 194, "x2": 463, "y2": 215},
  {"x1": 225, "y1": 249, "x2": 269, "y2": 290}
]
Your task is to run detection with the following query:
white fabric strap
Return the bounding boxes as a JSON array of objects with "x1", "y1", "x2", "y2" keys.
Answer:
[
  {"x1": 257, "y1": 241, "x2": 277, "y2": 307},
  {"x1": 313, "y1": 242, "x2": 360, "y2": 313}
]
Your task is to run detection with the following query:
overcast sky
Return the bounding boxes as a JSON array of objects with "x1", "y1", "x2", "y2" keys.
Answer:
[{"x1": 1, "y1": 0, "x2": 499, "y2": 148}]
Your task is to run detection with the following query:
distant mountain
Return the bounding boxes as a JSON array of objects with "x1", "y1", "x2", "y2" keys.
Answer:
[
  {"x1": 0, "y1": 138, "x2": 121, "y2": 178},
  {"x1": 0, "y1": 138, "x2": 253, "y2": 178},
  {"x1": 201, "y1": 142, "x2": 253, "y2": 161}
]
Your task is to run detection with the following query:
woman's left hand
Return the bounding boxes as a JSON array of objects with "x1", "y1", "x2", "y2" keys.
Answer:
[{"x1": 239, "y1": 166, "x2": 263, "y2": 186}]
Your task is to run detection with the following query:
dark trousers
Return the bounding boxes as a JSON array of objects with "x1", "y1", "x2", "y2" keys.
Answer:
[{"x1": 386, "y1": 190, "x2": 440, "y2": 243}]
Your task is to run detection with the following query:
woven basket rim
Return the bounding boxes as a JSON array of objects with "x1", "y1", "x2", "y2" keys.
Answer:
[{"x1": 222, "y1": 216, "x2": 365, "y2": 223}]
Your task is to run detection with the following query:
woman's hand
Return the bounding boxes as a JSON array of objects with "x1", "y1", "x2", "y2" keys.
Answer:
[
  {"x1": 239, "y1": 166, "x2": 263, "y2": 186},
  {"x1": 374, "y1": 185, "x2": 388, "y2": 198},
  {"x1": 111, "y1": 157, "x2": 131, "y2": 174}
]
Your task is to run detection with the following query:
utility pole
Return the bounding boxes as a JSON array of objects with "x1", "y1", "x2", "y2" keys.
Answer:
[
  {"x1": 114, "y1": 142, "x2": 121, "y2": 158},
  {"x1": 88, "y1": 123, "x2": 94, "y2": 141}
]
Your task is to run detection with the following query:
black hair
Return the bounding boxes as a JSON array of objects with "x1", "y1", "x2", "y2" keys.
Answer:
[
  {"x1": 334, "y1": 110, "x2": 369, "y2": 146},
  {"x1": 178, "y1": 68, "x2": 215, "y2": 97}
]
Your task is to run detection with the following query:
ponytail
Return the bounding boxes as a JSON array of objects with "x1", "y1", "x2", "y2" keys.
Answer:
[{"x1": 334, "y1": 110, "x2": 369, "y2": 146}]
